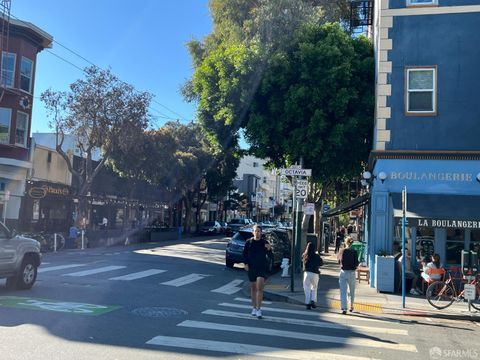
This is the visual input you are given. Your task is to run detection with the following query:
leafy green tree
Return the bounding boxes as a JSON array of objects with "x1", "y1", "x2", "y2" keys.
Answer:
[{"x1": 41, "y1": 66, "x2": 152, "y2": 223}]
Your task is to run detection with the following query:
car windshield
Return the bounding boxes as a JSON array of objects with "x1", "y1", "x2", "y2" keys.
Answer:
[{"x1": 231, "y1": 231, "x2": 252, "y2": 242}]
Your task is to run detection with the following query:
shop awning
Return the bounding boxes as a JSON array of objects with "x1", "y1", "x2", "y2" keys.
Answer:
[
  {"x1": 323, "y1": 194, "x2": 369, "y2": 218},
  {"x1": 392, "y1": 193, "x2": 480, "y2": 229}
]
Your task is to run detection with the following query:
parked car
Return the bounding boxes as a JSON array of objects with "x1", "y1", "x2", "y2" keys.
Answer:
[
  {"x1": 225, "y1": 227, "x2": 291, "y2": 271},
  {"x1": 225, "y1": 218, "x2": 253, "y2": 236},
  {"x1": 199, "y1": 221, "x2": 222, "y2": 235},
  {"x1": 218, "y1": 221, "x2": 228, "y2": 234},
  {"x1": 0, "y1": 222, "x2": 41, "y2": 289}
]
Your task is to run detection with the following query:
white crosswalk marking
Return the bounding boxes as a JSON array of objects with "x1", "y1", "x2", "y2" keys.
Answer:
[
  {"x1": 109, "y1": 269, "x2": 166, "y2": 281},
  {"x1": 160, "y1": 273, "x2": 210, "y2": 287},
  {"x1": 178, "y1": 320, "x2": 417, "y2": 352},
  {"x1": 202, "y1": 309, "x2": 409, "y2": 335},
  {"x1": 38, "y1": 264, "x2": 86, "y2": 273},
  {"x1": 219, "y1": 302, "x2": 399, "y2": 324},
  {"x1": 146, "y1": 335, "x2": 380, "y2": 360},
  {"x1": 64, "y1": 265, "x2": 126, "y2": 277},
  {"x1": 211, "y1": 279, "x2": 243, "y2": 294},
  {"x1": 234, "y1": 297, "x2": 272, "y2": 304}
]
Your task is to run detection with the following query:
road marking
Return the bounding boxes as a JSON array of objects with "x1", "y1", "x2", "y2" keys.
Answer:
[
  {"x1": 160, "y1": 273, "x2": 210, "y2": 287},
  {"x1": 218, "y1": 303, "x2": 400, "y2": 324},
  {"x1": 64, "y1": 265, "x2": 126, "y2": 277},
  {"x1": 38, "y1": 264, "x2": 86, "y2": 273},
  {"x1": 0, "y1": 296, "x2": 119, "y2": 315},
  {"x1": 211, "y1": 280, "x2": 243, "y2": 295},
  {"x1": 178, "y1": 320, "x2": 417, "y2": 352},
  {"x1": 146, "y1": 335, "x2": 380, "y2": 360},
  {"x1": 202, "y1": 309, "x2": 409, "y2": 335},
  {"x1": 234, "y1": 297, "x2": 272, "y2": 305},
  {"x1": 109, "y1": 269, "x2": 166, "y2": 281}
]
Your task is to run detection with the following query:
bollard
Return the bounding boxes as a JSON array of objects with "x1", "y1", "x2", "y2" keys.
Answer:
[
  {"x1": 54, "y1": 233, "x2": 57, "y2": 252},
  {"x1": 81, "y1": 230, "x2": 85, "y2": 250}
]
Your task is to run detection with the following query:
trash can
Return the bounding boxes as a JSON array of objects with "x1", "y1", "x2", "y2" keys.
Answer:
[{"x1": 351, "y1": 241, "x2": 365, "y2": 262}]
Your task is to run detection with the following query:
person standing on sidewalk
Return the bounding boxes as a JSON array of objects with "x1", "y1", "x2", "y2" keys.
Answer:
[
  {"x1": 302, "y1": 242, "x2": 323, "y2": 309},
  {"x1": 338, "y1": 236, "x2": 359, "y2": 314},
  {"x1": 243, "y1": 225, "x2": 271, "y2": 319}
]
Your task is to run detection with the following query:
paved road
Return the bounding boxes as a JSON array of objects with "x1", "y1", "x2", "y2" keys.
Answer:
[{"x1": 0, "y1": 237, "x2": 478, "y2": 360}]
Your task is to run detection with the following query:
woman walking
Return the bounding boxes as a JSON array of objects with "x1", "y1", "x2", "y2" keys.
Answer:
[
  {"x1": 243, "y1": 225, "x2": 271, "y2": 319},
  {"x1": 339, "y1": 236, "x2": 359, "y2": 314},
  {"x1": 302, "y1": 242, "x2": 323, "y2": 309}
]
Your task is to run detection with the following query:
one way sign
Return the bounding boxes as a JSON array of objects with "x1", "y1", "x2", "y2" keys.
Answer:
[{"x1": 280, "y1": 168, "x2": 312, "y2": 177}]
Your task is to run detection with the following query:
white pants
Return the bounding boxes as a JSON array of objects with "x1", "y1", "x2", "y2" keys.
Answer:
[
  {"x1": 303, "y1": 271, "x2": 319, "y2": 304},
  {"x1": 339, "y1": 270, "x2": 356, "y2": 310}
]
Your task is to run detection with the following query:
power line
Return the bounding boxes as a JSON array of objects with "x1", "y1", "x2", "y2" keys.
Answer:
[{"x1": 10, "y1": 11, "x2": 191, "y2": 122}]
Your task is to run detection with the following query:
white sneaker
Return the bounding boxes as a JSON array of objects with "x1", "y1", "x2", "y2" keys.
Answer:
[
  {"x1": 256, "y1": 309, "x2": 262, "y2": 319},
  {"x1": 251, "y1": 308, "x2": 257, "y2": 316}
]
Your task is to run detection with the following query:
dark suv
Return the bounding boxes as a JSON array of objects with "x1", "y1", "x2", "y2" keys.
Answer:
[{"x1": 225, "y1": 227, "x2": 291, "y2": 271}]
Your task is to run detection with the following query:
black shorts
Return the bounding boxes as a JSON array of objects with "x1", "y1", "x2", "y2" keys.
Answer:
[{"x1": 248, "y1": 265, "x2": 266, "y2": 282}]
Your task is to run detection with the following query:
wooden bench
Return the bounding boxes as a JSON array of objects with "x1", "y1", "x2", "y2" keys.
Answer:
[{"x1": 356, "y1": 266, "x2": 370, "y2": 284}]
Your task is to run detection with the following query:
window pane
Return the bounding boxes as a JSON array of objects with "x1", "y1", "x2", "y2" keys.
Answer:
[
  {"x1": 1, "y1": 53, "x2": 15, "y2": 87},
  {"x1": 20, "y1": 58, "x2": 33, "y2": 92},
  {"x1": 408, "y1": 92, "x2": 433, "y2": 111},
  {"x1": 409, "y1": 0, "x2": 436, "y2": 4},
  {"x1": 15, "y1": 112, "x2": 28, "y2": 145},
  {"x1": 0, "y1": 108, "x2": 11, "y2": 144},
  {"x1": 409, "y1": 70, "x2": 433, "y2": 90},
  {"x1": 446, "y1": 228, "x2": 464, "y2": 265}
]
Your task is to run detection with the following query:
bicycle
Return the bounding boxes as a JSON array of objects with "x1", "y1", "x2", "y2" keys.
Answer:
[
  {"x1": 40, "y1": 232, "x2": 66, "y2": 252},
  {"x1": 426, "y1": 270, "x2": 480, "y2": 311}
]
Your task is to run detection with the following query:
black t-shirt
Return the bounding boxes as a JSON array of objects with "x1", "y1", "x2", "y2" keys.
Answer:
[
  {"x1": 243, "y1": 238, "x2": 268, "y2": 268},
  {"x1": 341, "y1": 248, "x2": 359, "y2": 270},
  {"x1": 304, "y1": 253, "x2": 322, "y2": 274}
]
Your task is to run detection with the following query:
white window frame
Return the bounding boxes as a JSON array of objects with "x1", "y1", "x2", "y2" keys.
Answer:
[
  {"x1": 0, "y1": 107, "x2": 11, "y2": 144},
  {"x1": 407, "y1": 0, "x2": 438, "y2": 6},
  {"x1": 1, "y1": 52, "x2": 16, "y2": 88},
  {"x1": 406, "y1": 67, "x2": 437, "y2": 115},
  {"x1": 15, "y1": 111, "x2": 29, "y2": 147},
  {"x1": 20, "y1": 57, "x2": 33, "y2": 93}
]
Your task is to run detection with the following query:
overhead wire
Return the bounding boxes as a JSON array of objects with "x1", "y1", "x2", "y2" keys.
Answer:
[{"x1": 9, "y1": 11, "x2": 192, "y2": 124}]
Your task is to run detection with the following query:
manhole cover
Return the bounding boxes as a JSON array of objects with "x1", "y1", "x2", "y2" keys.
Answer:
[{"x1": 132, "y1": 307, "x2": 188, "y2": 318}]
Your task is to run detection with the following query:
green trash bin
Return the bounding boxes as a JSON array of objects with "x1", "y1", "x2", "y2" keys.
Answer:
[{"x1": 351, "y1": 241, "x2": 365, "y2": 262}]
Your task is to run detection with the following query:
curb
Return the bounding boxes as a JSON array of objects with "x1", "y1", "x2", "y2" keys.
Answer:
[{"x1": 262, "y1": 288, "x2": 480, "y2": 321}]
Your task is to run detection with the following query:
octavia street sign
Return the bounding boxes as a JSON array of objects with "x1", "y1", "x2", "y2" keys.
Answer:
[{"x1": 280, "y1": 168, "x2": 312, "y2": 177}]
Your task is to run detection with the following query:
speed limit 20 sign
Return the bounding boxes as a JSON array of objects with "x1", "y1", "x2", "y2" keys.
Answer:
[{"x1": 295, "y1": 180, "x2": 308, "y2": 199}]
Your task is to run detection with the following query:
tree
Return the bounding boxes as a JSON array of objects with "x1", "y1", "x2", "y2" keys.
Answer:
[{"x1": 41, "y1": 66, "x2": 152, "y2": 224}]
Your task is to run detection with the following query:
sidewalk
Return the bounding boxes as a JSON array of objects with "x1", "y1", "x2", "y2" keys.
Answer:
[{"x1": 259, "y1": 246, "x2": 480, "y2": 321}]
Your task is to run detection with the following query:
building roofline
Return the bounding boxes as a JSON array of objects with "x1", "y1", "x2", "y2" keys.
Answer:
[{"x1": 8, "y1": 17, "x2": 53, "y2": 49}]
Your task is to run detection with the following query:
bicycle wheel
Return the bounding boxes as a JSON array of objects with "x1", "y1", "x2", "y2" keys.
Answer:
[
  {"x1": 55, "y1": 233, "x2": 65, "y2": 251},
  {"x1": 426, "y1": 281, "x2": 455, "y2": 309},
  {"x1": 470, "y1": 284, "x2": 480, "y2": 311}
]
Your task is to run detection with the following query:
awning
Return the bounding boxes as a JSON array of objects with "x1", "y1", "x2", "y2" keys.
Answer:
[
  {"x1": 392, "y1": 193, "x2": 480, "y2": 229},
  {"x1": 323, "y1": 194, "x2": 369, "y2": 218}
]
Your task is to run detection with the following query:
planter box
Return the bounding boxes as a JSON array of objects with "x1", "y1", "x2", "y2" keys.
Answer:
[{"x1": 375, "y1": 255, "x2": 395, "y2": 293}]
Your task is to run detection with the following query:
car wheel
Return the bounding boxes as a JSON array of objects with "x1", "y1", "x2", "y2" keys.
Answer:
[
  {"x1": 226, "y1": 259, "x2": 235, "y2": 268},
  {"x1": 16, "y1": 257, "x2": 38, "y2": 290}
]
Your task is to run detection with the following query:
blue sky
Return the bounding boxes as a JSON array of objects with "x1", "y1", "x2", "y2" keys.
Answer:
[{"x1": 11, "y1": 0, "x2": 212, "y2": 132}]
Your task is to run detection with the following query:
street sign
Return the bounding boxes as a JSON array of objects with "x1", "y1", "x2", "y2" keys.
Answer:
[
  {"x1": 303, "y1": 203, "x2": 315, "y2": 215},
  {"x1": 295, "y1": 180, "x2": 308, "y2": 199},
  {"x1": 280, "y1": 168, "x2": 312, "y2": 177},
  {"x1": 323, "y1": 204, "x2": 330, "y2": 212},
  {"x1": 464, "y1": 284, "x2": 476, "y2": 300}
]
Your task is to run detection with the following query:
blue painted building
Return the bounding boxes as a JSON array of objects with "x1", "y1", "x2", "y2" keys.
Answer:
[{"x1": 367, "y1": 0, "x2": 480, "y2": 287}]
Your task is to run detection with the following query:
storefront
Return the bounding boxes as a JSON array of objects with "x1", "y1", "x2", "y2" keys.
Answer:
[
  {"x1": 367, "y1": 157, "x2": 480, "y2": 287},
  {"x1": 21, "y1": 180, "x2": 74, "y2": 233}
]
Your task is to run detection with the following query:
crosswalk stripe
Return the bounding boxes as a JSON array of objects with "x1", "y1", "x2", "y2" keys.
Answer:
[
  {"x1": 160, "y1": 273, "x2": 210, "y2": 287},
  {"x1": 64, "y1": 266, "x2": 126, "y2": 277},
  {"x1": 109, "y1": 269, "x2": 166, "y2": 281},
  {"x1": 211, "y1": 280, "x2": 243, "y2": 295},
  {"x1": 234, "y1": 297, "x2": 272, "y2": 305},
  {"x1": 178, "y1": 320, "x2": 417, "y2": 352},
  {"x1": 38, "y1": 264, "x2": 86, "y2": 273},
  {"x1": 146, "y1": 335, "x2": 380, "y2": 360},
  {"x1": 219, "y1": 302, "x2": 400, "y2": 324},
  {"x1": 202, "y1": 309, "x2": 409, "y2": 335}
]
